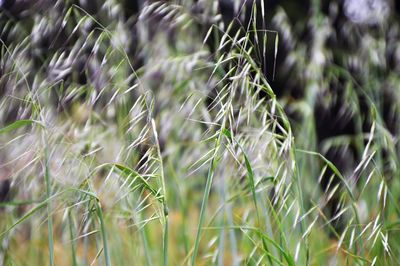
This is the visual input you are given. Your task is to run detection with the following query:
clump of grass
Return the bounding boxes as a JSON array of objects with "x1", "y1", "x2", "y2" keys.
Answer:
[{"x1": 0, "y1": 0, "x2": 399, "y2": 265}]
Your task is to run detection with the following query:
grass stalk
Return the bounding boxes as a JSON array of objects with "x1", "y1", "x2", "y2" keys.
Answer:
[
  {"x1": 151, "y1": 119, "x2": 169, "y2": 266},
  {"x1": 44, "y1": 145, "x2": 54, "y2": 266},
  {"x1": 96, "y1": 201, "x2": 111, "y2": 266},
  {"x1": 68, "y1": 209, "x2": 78, "y2": 266}
]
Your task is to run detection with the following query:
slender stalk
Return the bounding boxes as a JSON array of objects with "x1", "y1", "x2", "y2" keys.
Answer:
[
  {"x1": 44, "y1": 145, "x2": 54, "y2": 266},
  {"x1": 191, "y1": 120, "x2": 228, "y2": 265},
  {"x1": 140, "y1": 225, "x2": 152, "y2": 266},
  {"x1": 97, "y1": 202, "x2": 111, "y2": 266},
  {"x1": 68, "y1": 209, "x2": 78, "y2": 266},
  {"x1": 151, "y1": 119, "x2": 169, "y2": 266},
  {"x1": 191, "y1": 143, "x2": 220, "y2": 266},
  {"x1": 163, "y1": 219, "x2": 169, "y2": 266}
]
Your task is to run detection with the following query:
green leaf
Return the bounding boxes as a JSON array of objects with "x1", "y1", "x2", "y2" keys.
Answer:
[
  {"x1": 0, "y1": 119, "x2": 43, "y2": 135},
  {"x1": 0, "y1": 201, "x2": 47, "y2": 237}
]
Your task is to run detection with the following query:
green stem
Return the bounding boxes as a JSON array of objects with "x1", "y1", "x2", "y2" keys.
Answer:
[
  {"x1": 191, "y1": 126, "x2": 226, "y2": 265},
  {"x1": 44, "y1": 146, "x2": 54, "y2": 266},
  {"x1": 151, "y1": 119, "x2": 169, "y2": 266},
  {"x1": 97, "y1": 202, "x2": 111, "y2": 266},
  {"x1": 68, "y1": 209, "x2": 78, "y2": 266}
]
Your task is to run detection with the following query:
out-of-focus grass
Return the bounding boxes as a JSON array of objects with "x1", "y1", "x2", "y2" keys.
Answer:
[{"x1": 0, "y1": 0, "x2": 399, "y2": 265}]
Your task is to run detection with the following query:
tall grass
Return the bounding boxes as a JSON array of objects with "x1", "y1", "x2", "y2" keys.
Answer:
[{"x1": 0, "y1": 0, "x2": 399, "y2": 265}]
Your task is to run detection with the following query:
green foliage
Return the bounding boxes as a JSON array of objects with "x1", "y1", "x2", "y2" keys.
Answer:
[{"x1": 0, "y1": 0, "x2": 399, "y2": 265}]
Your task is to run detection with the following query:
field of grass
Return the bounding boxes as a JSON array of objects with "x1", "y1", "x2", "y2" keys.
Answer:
[{"x1": 1, "y1": 0, "x2": 399, "y2": 265}]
